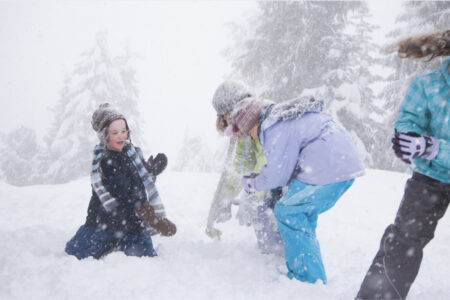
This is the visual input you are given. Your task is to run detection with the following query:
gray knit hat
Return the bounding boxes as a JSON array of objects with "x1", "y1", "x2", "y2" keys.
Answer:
[
  {"x1": 91, "y1": 103, "x2": 126, "y2": 133},
  {"x1": 212, "y1": 80, "x2": 252, "y2": 115},
  {"x1": 230, "y1": 97, "x2": 264, "y2": 135}
]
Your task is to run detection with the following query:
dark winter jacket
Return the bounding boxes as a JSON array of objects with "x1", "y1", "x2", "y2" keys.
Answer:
[{"x1": 85, "y1": 148, "x2": 147, "y2": 234}]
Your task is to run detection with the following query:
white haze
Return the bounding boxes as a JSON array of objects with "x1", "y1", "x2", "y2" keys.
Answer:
[{"x1": 0, "y1": 0, "x2": 400, "y2": 161}]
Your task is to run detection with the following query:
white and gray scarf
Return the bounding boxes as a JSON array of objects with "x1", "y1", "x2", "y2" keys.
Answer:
[
  {"x1": 90, "y1": 141, "x2": 166, "y2": 235},
  {"x1": 257, "y1": 96, "x2": 325, "y2": 148}
]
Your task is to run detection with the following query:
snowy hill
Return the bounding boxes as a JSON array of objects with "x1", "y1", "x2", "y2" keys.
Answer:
[{"x1": 0, "y1": 169, "x2": 448, "y2": 300}]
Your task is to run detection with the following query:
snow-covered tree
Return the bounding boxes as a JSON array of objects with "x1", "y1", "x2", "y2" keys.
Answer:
[
  {"x1": 43, "y1": 32, "x2": 145, "y2": 183},
  {"x1": 228, "y1": 1, "x2": 387, "y2": 168},
  {"x1": 0, "y1": 132, "x2": 4, "y2": 182},
  {"x1": 228, "y1": 1, "x2": 358, "y2": 100},
  {"x1": 173, "y1": 130, "x2": 225, "y2": 173},
  {"x1": 377, "y1": 1, "x2": 450, "y2": 171},
  {"x1": 0, "y1": 127, "x2": 41, "y2": 186},
  {"x1": 328, "y1": 4, "x2": 387, "y2": 167}
]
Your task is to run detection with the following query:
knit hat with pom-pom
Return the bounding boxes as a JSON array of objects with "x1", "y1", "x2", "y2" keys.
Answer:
[
  {"x1": 91, "y1": 103, "x2": 126, "y2": 133},
  {"x1": 91, "y1": 103, "x2": 128, "y2": 144}
]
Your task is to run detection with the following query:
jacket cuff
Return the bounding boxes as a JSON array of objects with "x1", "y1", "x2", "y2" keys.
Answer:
[
  {"x1": 242, "y1": 176, "x2": 257, "y2": 193},
  {"x1": 422, "y1": 136, "x2": 439, "y2": 160}
]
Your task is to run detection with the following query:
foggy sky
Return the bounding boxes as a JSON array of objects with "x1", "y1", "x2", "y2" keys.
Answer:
[{"x1": 0, "y1": 0, "x2": 400, "y2": 159}]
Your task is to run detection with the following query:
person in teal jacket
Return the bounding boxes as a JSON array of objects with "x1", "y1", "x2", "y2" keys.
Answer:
[
  {"x1": 206, "y1": 80, "x2": 284, "y2": 256},
  {"x1": 357, "y1": 29, "x2": 450, "y2": 300}
]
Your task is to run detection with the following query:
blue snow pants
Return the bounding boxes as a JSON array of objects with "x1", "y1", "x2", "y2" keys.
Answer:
[
  {"x1": 65, "y1": 225, "x2": 157, "y2": 259},
  {"x1": 274, "y1": 179, "x2": 354, "y2": 284}
]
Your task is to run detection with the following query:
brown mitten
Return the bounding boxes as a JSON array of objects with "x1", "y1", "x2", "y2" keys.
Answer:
[{"x1": 135, "y1": 201, "x2": 177, "y2": 236}]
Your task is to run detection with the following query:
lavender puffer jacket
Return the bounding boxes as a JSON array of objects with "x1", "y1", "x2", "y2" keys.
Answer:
[{"x1": 246, "y1": 111, "x2": 364, "y2": 191}]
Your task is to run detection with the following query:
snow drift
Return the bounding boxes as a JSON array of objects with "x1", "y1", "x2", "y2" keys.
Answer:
[{"x1": 0, "y1": 169, "x2": 448, "y2": 300}]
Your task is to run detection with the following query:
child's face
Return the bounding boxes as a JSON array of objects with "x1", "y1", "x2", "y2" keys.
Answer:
[{"x1": 106, "y1": 119, "x2": 128, "y2": 152}]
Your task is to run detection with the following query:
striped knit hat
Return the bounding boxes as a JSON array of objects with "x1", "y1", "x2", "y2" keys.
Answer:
[
  {"x1": 212, "y1": 80, "x2": 252, "y2": 115},
  {"x1": 230, "y1": 97, "x2": 264, "y2": 135},
  {"x1": 91, "y1": 103, "x2": 128, "y2": 144},
  {"x1": 91, "y1": 103, "x2": 126, "y2": 132}
]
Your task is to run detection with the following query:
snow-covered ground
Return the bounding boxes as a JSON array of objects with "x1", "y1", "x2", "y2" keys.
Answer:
[{"x1": 0, "y1": 169, "x2": 448, "y2": 300}]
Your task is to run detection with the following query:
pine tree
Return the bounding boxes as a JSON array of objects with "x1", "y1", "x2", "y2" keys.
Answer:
[
  {"x1": 43, "y1": 32, "x2": 145, "y2": 184},
  {"x1": 328, "y1": 4, "x2": 387, "y2": 167},
  {"x1": 378, "y1": 1, "x2": 450, "y2": 171},
  {"x1": 0, "y1": 132, "x2": 4, "y2": 182},
  {"x1": 173, "y1": 130, "x2": 223, "y2": 173},
  {"x1": 229, "y1": 1, "x2": 363, "y2": 98},
  {"x1": 228, "y1": 1, "x2": 386, "y2": 168},
  {"x1": 0, "y1": 126, "x2": 41, "y2": 186}
]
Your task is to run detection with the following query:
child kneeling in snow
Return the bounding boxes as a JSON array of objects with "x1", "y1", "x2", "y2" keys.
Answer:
[
  {"x1": 228, "y1": 97, "x2": 364, "y2": 284},
  {"x1": 65, "y1": 103, "x2": 176, "y2": 260}
]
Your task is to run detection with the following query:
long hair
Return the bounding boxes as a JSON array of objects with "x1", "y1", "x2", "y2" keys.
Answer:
[
  {"x1": 397, "y1": 29, "x2": 450, "y2": 61},
  {"x1": 216, "y1": 114, "x2": 228, "y2": 134}
]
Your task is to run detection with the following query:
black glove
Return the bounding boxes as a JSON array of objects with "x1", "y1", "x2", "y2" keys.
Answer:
[
  {"x1": 146, "y1": 153, "x2": 168, "y2": 176},
  {"x1": 265, "y1": 187, "x2": 283, "y2": 209}
]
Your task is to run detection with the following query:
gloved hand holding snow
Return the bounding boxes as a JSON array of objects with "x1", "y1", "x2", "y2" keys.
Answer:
[
  {"x1": 235, "y1": 189, "x2": 260, "y2": 227},
  {"x1": 242, "y1": 173, "x2": 258, "y2": 194},
  {"x1": 392, "y1": 132, "x2": 439, "y2": 164}
]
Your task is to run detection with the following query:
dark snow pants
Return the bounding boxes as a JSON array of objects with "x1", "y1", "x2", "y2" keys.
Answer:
[
  {"x1": 65, "y1": 225, "x2": 157, "y2": 259},
  {"x1": 356, "y1": 172, "x2": 449, "y2": 300}
]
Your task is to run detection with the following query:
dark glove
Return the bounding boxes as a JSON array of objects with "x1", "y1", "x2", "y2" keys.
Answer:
[
  {"x1": 265, "y1": 187, "x2": 283, "y2": 209},
  {"x1": 146, "y1": 153, "x2": 168, "y2": 176},
  {"x1": 392, "y1": 132, "x2": 439, "y2": 164},
  {"x1": 242, "y1": 172, "x2": 258, "y2": 194},
  {"x1": 134, "y1": 201, "x2": 176, "y2": 236}
]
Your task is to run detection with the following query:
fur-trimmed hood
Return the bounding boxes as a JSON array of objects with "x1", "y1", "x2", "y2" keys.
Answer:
[{"x1": 397, "y1": 29, "x2": 450, "y2": 60}]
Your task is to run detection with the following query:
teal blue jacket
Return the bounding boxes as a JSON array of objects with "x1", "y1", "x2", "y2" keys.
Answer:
[{"x1": 395, "y1": 56, "x2": 450, "y2": 183}]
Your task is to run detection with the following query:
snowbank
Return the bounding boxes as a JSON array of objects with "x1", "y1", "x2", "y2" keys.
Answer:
[{"x1": 0, "y1": 169, "x2": 448, "y2": 299}]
